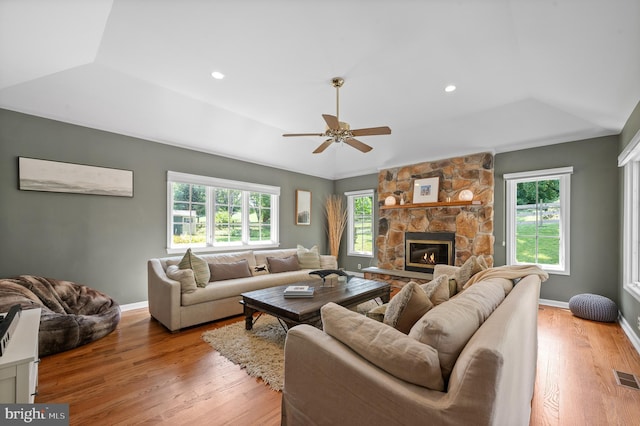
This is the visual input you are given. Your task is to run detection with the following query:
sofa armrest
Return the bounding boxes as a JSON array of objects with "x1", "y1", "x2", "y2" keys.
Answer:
[
  {"x1": 282, "y1": 325, "x2": 452, "y2": 426},
  {"x1": 147, "y1": 259, "x2": 182, "y2": 332}
]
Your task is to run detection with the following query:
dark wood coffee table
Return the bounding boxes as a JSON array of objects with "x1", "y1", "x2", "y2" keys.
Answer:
[{"x1": 240, "y1": 277, "x2": 390, "y2": 330}]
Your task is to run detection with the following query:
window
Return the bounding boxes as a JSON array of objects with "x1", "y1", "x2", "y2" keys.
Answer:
[
  {"x1": 167, "y1": 171, "x2": 279, "y2": 252},
  {"x1": 619, "y1": 129, "x2": 640, "y2": 302},
  {"x1": 345, "y1": 189, "x2": 374, "y2": 257},
  {"x1": 505, "y1": 167, "x2": 572, "y2": 275}
]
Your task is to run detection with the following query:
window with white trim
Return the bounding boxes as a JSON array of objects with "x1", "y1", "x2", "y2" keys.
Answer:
[
  {"x1": 345, "y1": 189, "x2": 374, "y2": 257},
  {"x1": 505, "y1": 167, "x2": 572, "y2": 275},
  {"x1": 619, "y1": 129, "x2": 640, "y2": 302},
  {"x1": 167, "y1": 171, "x2": 279, "y2": 252}
]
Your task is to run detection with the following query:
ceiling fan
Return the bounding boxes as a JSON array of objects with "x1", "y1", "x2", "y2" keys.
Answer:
[{"x1": 283, "y1": 77, "x2": 391, "y2": 154}]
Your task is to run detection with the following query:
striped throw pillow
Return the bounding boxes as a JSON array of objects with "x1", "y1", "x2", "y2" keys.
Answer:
[{"x1": 178, "y1": 248, "x2": 210, "y2": 287}]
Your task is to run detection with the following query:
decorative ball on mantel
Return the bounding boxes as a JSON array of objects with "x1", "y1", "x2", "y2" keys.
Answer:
[
  {"x1": 384, "y1": 195, "x2": 397, "y2": 206},
  {"x1": 458, "y1": 190, "x2": 474, "y2": 201}
]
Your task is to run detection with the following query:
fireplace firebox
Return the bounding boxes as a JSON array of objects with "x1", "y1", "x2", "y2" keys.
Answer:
[{"x1": 405, "y1": 232, "x2": 455, "y2": 273}]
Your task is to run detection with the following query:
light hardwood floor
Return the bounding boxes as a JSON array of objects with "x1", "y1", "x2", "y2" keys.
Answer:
[{"x1": 36, "y1": 305, "x2": 640, "y2": 425}]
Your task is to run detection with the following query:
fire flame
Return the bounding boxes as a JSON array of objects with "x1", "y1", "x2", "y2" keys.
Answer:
[{"x1": 423, "y1": 253, "x2": 436, "y2": 264}]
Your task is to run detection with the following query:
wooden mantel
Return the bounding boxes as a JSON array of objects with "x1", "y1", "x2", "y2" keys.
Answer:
[{"x1": 380, "y1": 200, "x2": 482, "y2": 210}]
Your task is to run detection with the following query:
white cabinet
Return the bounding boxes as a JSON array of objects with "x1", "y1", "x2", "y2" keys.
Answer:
[{"x1": 0, "y1": 308, "x2": 40, "y2": 403}]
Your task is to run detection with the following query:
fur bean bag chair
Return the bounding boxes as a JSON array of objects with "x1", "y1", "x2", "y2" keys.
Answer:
[{"x1": 0, "y1": 275, "x2": 121, "y2": 356}]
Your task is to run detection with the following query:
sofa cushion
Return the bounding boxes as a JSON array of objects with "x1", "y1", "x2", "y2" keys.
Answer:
[
  {"x1": 433, "y1": 264, "x2": 460, "y2": 297},
  {"x1": 267, "y1": 255, "x2": 301, "y2": 273},
  {"x1": 420, "y1": 274, "x2": 450, "y2": 305},
  {"x1": 384, "y1": 282, "x2": 433, "y2": 334},
  {"x1": 178, "y1": 248, "x2": 210, "y2": 287},
  {"x1": 455, "y1": 256, "x2": 487, "y2": 292},
  {"x1": 408, "y1": 279, "x2": 506, "y2": 381},
  {"x1": 209, "y1": 259, "x2": 252, "y2": 282},
  {"x1": 254, "y1": 249, "x2": 297, "y2": 267},
  {"x1": 166, "y1": 265, "x2": 197, "y2": 294},
  {"x1": 203, "y1": 250, "x2": 256, "y2": 268},
  {"x1": 321, "y1": 302, "x2": 444, "y2": 390},
  {"x1": 297, "y1": 245, "x2": 322, "y2": 269}
]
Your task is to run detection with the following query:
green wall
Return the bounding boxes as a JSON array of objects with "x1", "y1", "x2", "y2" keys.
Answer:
[
  {"x1": 494, "y1": 136, "x2": 620, "y2": 303},
  {"x1": 0, "y1": 109, "x2": 333, "y2": 304},
  {"x1": 618, "y1": 101, "x2": 640, "y2": 342}
]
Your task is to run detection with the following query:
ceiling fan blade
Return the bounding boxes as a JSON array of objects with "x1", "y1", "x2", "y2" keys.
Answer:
[
  {"x1": 283, "y1": 133, "x2": 325, "y2": 137},
  {"x1": 351, "y1": 126, "x2": 392, "y2": 136},
  {"x1": 345, "y1": 138, "x2": 373, "y2": 153},
  {"x1": 313, "y1": 139, "x2": 334, "y2": 154},
  {"x1": 322, "y1": 114, "x2": 340, "y2": 130}
]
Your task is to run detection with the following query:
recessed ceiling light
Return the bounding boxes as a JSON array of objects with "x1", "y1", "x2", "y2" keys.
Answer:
[
  {"x1": 445, "y1": 85, "x2": 456, "y2": 92},
  {"x1": 211, "y1": 71, "x2": 225, "y2": 80}
]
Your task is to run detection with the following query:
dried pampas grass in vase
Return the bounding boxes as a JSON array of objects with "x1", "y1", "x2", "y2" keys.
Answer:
[{"x1": 324, "y1": 194, "x2": 347, "y2": 258}]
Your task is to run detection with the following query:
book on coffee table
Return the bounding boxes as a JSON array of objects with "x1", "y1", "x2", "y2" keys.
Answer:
[{"x1": 283, "y1": 285, "x2": 315, "y2": 298}]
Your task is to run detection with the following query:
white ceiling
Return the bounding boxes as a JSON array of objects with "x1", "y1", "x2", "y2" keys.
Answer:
[{"x1": 1, "y1": 0, "x2": 639, "y2": 180}]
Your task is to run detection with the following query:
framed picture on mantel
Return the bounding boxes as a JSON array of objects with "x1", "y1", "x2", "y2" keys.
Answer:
[
  {"x1": 412, "y1": 177, "x2": 439, "y2": 204},
  {"x1": 296, "y1": 189, "x2": 311, "y2": 225}
]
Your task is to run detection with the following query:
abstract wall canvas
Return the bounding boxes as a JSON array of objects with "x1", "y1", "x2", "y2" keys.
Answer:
[{"x1": 19, "y1": 157, "x2": 133, "y2": 197}]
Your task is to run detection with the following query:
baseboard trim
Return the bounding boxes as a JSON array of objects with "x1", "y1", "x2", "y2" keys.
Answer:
[
  {"x1": 539, "y1": 298, "x2": 569, "y2": 309},
  {"x1": 619, "y1": 315, "x2": 640, "y2": 356},
  {"x1": 120, "y1": 301, "x2": 148, "y2": 312}
]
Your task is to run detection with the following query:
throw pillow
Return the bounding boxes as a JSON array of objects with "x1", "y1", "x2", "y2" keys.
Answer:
[
  {"x1": 383, "y1": 282, "x2": 433, "y2": 334},
  {"x1": 251, "y1": 264, "x2": 269, "y2": 276},
  {"x1": 178, "y1": 248, "x2": 210, "y2": 287},
  {"x1": 365, "y1": 304, "x2": 387, "y2": 322},
  {"x1": 321, "y1": 302, "x2": 444, "y2": 390},
  {"x1": 166, "y1": 265, "x2": 197, "y2": 294},
  {"x1": 420, "y1": 274, "x2": 450, "y2": 305},
  {"x1": 267, "y1": 255, "x2": 301, "y2": 273},
  {"x1": 433, "y1": 264, "x2": 460, "y2": 297},
  {"x1": 297, "y1": 244, "x2": 321, "y2": 269},
  {"x1": 208, "y1": 259, "x2": 252, "y2": 282},
  {"x1": 455, "y1": 256, "x2": 487, "y2": 292}
]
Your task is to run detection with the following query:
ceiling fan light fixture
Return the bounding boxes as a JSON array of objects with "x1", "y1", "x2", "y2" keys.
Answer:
[
  {"x1": 445, "y1": 84, "x2": 456, "y2": 92},
  {"x1": 283, "y1": 77, "x2": 391, "y2": 154}
]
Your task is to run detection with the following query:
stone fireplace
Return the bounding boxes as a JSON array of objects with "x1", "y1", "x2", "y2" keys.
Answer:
[
  {"x1": 364, "y1": 152, "x2": 494, "y2": 288},
  {"x1": 405, "y1": 232, "x2": 455, "y2": 273}
]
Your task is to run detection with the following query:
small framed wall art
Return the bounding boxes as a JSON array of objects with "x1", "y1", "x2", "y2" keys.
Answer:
[
  {"x1": 412, "y1": 177, "x2": 439, "y2": 204},
  {"x1": 295, "y1": 189, "x2": 311, "y2": 225}
]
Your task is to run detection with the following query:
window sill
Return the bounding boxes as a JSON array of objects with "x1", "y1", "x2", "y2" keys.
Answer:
[
  {"x1": 347, "y1": 252, "x2": 374, "y2": 258},
  {"x1": 166, "y1": 243, "x2": 280, "y2": 255}
]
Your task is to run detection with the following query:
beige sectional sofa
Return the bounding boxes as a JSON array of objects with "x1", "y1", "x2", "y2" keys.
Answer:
[
  {"x1": 148, "y1": 248, "x2": 336, "y2": 331},
  {"x1": 282, "y1": 265, "x2": 547, "y2": 426}
]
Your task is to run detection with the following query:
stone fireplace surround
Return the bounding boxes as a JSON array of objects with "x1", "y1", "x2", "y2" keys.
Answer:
[{"x1": 363, "y1": 152, "x2": 494, "y2": 288}]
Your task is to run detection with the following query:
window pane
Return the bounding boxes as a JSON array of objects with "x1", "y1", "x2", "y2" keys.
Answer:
[
  {"x1": 248, "y1": 192, "x2": 272, "y2": 242},
  {"x1": 514, "y1": 178, "x2": 562, "y2": 268},
  {"x1": 171, "y1": 183, "x2": 207, "y2": 245},
  {"x1": 348, "y1": 194, "x2": 374, "y2": 256}
]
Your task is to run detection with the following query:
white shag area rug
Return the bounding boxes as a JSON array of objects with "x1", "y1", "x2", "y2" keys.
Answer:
[
  {"x1": 201, "y1": 300, "x2": 380, "y2": 392},
  {"x1": 202, "y1": 315, "x2": 286, "y2": 391}
]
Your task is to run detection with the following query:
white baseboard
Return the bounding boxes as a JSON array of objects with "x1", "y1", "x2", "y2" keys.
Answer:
[
  {"x1": 619, "y1": 315, "x2": 640, "y2": 356},
  {"x1": 120, "y1": 301, "x2": 148, "y2": 312},
  {"x1": 539, "y1": 298, "x2": 569, "y2": 309}
]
